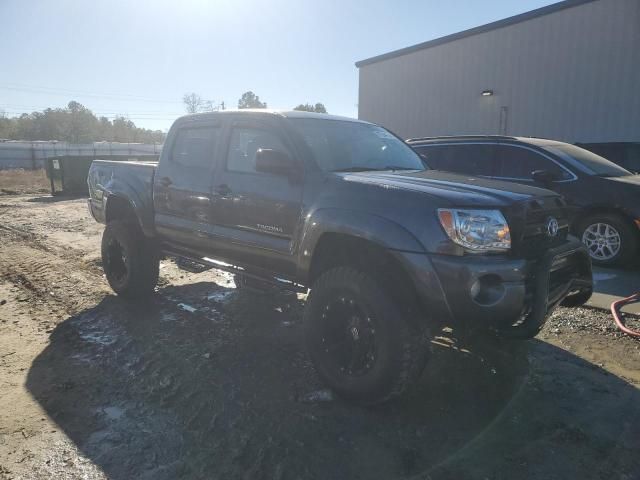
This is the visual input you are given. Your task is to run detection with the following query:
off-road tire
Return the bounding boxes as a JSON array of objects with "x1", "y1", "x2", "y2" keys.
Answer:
[
  {"x1": 577, "y1": 213, "x2": 638, "y2": 267},
  {"x1": 560, "y1": 288, "x2": 593, "y2": 308},
  {"x1": 101, "y1": 220, "x2": 159, "y2": 298},
  {"x1": 304, "y1": 266, "x2": 427, "y2": 405}
]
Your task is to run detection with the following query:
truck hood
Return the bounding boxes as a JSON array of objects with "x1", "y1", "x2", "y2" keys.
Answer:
[
  {"x1": 603, "y1": 174, "x2": 640, "y2": 187},
  {"x1": 339, "y1": 169, "x2": 558, "y2": 207}
]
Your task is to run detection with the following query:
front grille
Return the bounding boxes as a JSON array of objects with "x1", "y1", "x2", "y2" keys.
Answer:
[{"x1": 512, "y1": 196, "x2": 570, "y2": 258}]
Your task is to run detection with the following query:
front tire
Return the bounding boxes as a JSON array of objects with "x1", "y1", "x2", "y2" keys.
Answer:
[
  {"x1": 101, "y1": 220, "x2": 159, "y2": 298},
  {"x1": 578, "y1": 213, "x2": 638, "y2": 267},
  {"x1": 560, "y1": 288, "x2": 593, "y2": 308},
  {"x1": 304, "y1": 267, "x2": 427, "y2": 405}
]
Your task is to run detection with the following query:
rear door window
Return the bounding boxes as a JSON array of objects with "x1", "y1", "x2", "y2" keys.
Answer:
[
  {"x1": 414, "y1": 144, "x2": 495, "y2": 176},
  {"x1": 171, "y1": 127, "x2": 220, "y2": 170},
  {"x1": 495, "y1": 145, "x2": 571, "y2": 180}
]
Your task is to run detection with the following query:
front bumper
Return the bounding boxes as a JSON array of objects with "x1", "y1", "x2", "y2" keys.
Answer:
[{"x1": 395, "y1": 237, "x2": 592, "y2": 339}]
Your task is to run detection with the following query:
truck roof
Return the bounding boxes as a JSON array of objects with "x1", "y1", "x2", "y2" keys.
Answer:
[{"x1": 178, "y1": 109, "x2": 367, "y2": 124}]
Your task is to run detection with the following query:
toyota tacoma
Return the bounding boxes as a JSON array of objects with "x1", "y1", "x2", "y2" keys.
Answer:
[{"x1": 87, "y1": 110, "x2": 593, "y2": 404}]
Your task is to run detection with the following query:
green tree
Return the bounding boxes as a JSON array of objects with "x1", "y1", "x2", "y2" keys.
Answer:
[
  {"x1": 293, "y1": 102, "x2": 327, "y2": 113},
  {"x1": 238, "y1": 91, "x2": 267, "y2": 109},
  {"x1": 65, "y1": 101, "x2": 97, "y2": 143},
  {"x1": 0, "y1": 101, "x2": 165, "y2": 143},
  {"x1": 112, "y1": 116, "x2": 137, "y2": 143},
  {"x1": 313, "y1": 103, "x2": 327, "y2": 114},
  {"x1": 97, "y1": 116, "x2": 114, "y2": 141},
  {"x1": 0, "y1": 110, "x2": 14, "y2": 139}
]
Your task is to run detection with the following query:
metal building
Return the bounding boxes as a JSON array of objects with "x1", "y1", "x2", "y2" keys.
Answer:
[{"x1": 356, "y1": 0, "x2": 640, "y2": 143}]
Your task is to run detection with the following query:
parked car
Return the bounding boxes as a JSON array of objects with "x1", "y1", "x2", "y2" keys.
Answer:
[
  {"x1": 577, "y1": 142, "x2": 640, "y2": 174},
  {"x1": 88, "y1": 112, "x2": 592, "y2": 404},
  {"x1": 408, "y1": 136, "x2": 640, "y2": 267}
]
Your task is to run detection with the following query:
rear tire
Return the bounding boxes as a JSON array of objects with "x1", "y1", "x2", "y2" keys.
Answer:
[
  {"x1": 577, "y1": 213, "x2": 638, "y2": 267},
  {"x1": 101, "y1": 220, "x2": 159, "y2": 298},
  {"x1": 304, "y1": 266, "x2": 428, "y2": 405}
]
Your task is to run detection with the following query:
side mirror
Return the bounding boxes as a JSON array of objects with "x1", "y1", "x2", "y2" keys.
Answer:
[
  {"x1": 255, "y1": 148, "x2": 295, "y2": 175},
  {"x1": 532, "y1": 169, "x2": 560, "y2": 185}
]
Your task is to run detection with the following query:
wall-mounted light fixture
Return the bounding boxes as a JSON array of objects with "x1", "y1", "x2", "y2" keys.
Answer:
[{"x1": 481, "y1": 90, "x2": 494, "y2": 96}]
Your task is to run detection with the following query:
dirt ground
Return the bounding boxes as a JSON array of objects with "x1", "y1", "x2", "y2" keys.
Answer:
[
  {"x1": 0, "y1": 193, "x2": 639, "y2": 480},
  {"x1": 0, "y1": 170, "x2": 50, "y2": 196}
]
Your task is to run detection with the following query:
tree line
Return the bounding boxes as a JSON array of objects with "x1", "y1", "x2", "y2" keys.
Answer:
[
  {"x1": 0, "y1": 92, "x2": 329, "y2": 144},
  {"x1": 0, "y1": 101, "x2": 165, "y2": 144},
  {"x1": 183, "y1": 91, "x2": 327, "y2": 114}
]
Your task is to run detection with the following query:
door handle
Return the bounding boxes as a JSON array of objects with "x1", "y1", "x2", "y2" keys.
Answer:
[
  {"x1": 159, "y1": 176, "x2": 172, "y2": 187},
  {"x1": 214, "y1": 184, "x2": 232, "y2": 195}
]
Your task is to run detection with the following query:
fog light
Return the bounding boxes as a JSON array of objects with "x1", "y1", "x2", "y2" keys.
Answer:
[
  {"x1": 470, "y1": 274, "x2": 505, "y2": 306},
  {"x1": 470, "y1": 279, "x2": 481, "y2": 298}
]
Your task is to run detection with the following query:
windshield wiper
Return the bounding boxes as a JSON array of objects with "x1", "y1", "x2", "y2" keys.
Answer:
[
  {"x1": 332, "y1": 166, "x2": 384, "y2": 172},
  {"x1": 383, "y1": 166, "x2": 420, "y2": 171}
]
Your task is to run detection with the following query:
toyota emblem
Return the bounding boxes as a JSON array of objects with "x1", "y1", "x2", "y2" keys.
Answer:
[{"x1": 546, "y1": 217, "x2": 559, "y2": 237}]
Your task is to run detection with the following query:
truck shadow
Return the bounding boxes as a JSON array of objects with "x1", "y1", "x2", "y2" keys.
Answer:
[
  {"x1": 25, "y1": 193, "x2": 85, "y2": 203},
  {"x1": 26, "y1": 282, "x2": 640, "y2": 480}
]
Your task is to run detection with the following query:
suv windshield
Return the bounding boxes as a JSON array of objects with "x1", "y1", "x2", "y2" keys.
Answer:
[
  {"x1": 544, "y1": 144, "x2": 632, "y2": 177},
  {"x1": 287, "y1": 118, "x2": 425, "y2": 172}
]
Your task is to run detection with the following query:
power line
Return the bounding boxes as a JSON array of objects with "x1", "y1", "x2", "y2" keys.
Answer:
[
  {"x1": 0, "y1": 82, "x2": 184, "y2": 104},
  {"x1": 0, "y1": 106, "x2": 182, "y2": 120},
  {"x1": 0, "y1": 82, "x2": 183, "y2": 102},
  {"x1": 1, "y1": 110, "x2": 182, "y2": 118},
  {"x1": 1, "y1": 109, "x2": 181, "y2": 115},
  {"x1": 1, "y1": 114, "x2": 178, "y2": 121},
  {"x1": 0, "y1": 103, "x2": 184, "y2": 115}
]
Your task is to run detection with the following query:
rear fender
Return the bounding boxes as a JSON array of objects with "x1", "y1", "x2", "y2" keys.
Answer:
[{"x1": 103, "y1": 180, "x2": 154, "y2": 237}]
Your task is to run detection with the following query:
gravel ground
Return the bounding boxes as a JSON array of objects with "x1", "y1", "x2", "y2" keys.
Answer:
[{"x1": 0, "y1": 193, "x2": 639, "y2": 480}]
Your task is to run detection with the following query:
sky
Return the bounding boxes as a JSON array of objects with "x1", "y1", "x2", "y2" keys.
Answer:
[{"x1": 1, "y1": 0, "x2": 559, "y2": 132}]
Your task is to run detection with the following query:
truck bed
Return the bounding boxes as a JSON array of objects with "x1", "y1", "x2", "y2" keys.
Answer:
[{"x1": 87, "y1": 159, "x2": 158, "y2": 230}]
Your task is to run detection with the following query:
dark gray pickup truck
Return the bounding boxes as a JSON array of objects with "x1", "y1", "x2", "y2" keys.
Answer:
[{"x1": 88, "y1": 110, "x2": 592, "y2": 404}]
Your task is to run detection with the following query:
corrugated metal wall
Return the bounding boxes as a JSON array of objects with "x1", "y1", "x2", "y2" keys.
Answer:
[
  {"x1": 0, "y1": 141, "x2": 162, "y2": 170},
  {"x1": 358, "y1": 0, "x2": 640, "y2": 142}
]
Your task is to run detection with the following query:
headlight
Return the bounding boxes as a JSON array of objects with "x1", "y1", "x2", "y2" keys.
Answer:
[{"x1": 437, "y1": 209, "x2": 511, "y2": 253}]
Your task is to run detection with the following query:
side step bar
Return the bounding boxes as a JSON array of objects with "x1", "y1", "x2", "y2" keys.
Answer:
[
  {"x1": 163, "y1": 247, "x2": 307, "y2": 294},
  {"x1": 175, "y1": 257, "x2": 212, "y2": 274}
]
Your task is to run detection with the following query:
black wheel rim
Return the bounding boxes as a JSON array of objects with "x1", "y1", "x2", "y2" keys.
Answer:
[
  {"x1": 106, "y1": 238, "x2": 128, "y2": 283},
  {"x1": 318, "y1": 294, "x2": 377, "y2": 377}
]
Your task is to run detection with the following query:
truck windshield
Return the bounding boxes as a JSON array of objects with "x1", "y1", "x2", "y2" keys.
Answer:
[
  {"x1": 544, "y1": 144, "x2": 632, "y2": 178},
  {"x1": 287, "y1": 118, "x2": 426, "y2": 172}
]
